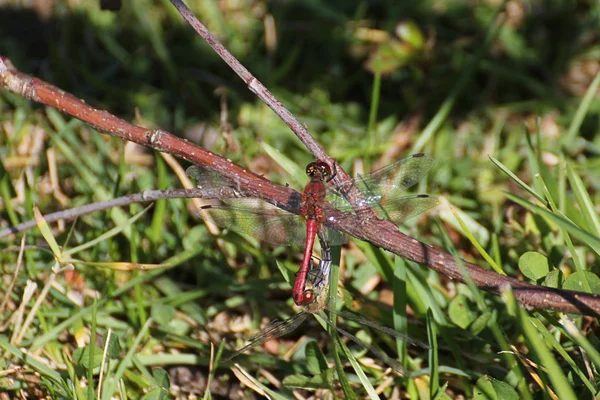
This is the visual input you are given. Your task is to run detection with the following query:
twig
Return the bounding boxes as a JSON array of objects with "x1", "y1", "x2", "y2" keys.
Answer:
[
  {"x1": 169, "y1": 0, "x2": 332, "y2": 167},
  {"x1": 0, "y1": 188, "x2": 210, "y2": 238}
]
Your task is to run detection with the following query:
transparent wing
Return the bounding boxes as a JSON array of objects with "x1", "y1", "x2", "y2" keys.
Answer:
[
  {"x1": 369, "y1": 194, "x2": 439, "y2": 224},
  {"x1": 329, "y1": 153, "x2": 434, "y2": 202},
  {"x1": 188, "y1": 165, "x2": 305, "y2": 245},
  {"x1": 223, "y1": 312, "x2": 310, "y2": 361},
  {"x1": 331, "y1": 309, "x2": 428, "y2": 349},
  {"x1": 349, "y1": 153, "x2": 435, "y2": 199},
  {"x1": 318, "y1": 226, "x2": 346, "y2": 247},
  {"x1": 328, "y1": 154, "x2": 437, "y2": 225},
  {"x1": 319, "y1": 309, "x2": 428, "y2": 377},
  {"x1": 186, "y1": 165, "x2": 243, "y2": 199},
  {"x1": 331, "y1": 194, "x2": 438, "y2": 226},
  {"x1": 198, "y1": 199, "x2": 307, "y2": 246}
]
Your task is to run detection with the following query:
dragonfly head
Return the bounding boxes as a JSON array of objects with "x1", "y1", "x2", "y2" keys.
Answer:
[{"x1": 306, "y1": 161, "x2": 331, "y2": 182}]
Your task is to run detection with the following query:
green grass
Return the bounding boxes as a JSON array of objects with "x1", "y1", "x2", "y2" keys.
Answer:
[{"x1": 1, "y1": 0, "x2": 600, "y2": 398}]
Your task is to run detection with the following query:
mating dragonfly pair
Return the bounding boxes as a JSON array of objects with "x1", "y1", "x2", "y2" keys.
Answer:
[
  {"x1": 187, "y1": 154, "x2": 437, "y2": 373},
  {"x1": 187, "y1": 153, "x2": 438, "y2": 306}
]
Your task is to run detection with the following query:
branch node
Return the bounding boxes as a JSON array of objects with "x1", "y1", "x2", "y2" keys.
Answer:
[
  {"x1": 147, "y1": 129, "x2": 165, "y2": 147},
  {"x1": 247, "y1": 77, "x2": 258, "y2": 94}
]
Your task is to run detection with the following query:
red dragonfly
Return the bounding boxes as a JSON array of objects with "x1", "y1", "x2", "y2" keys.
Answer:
[
  {"x1": 223, "y1": 237, "x2": 429, "y2": 376},
  {"x1": 187, "y1": 153, "x2": 437, "y2": 305}
]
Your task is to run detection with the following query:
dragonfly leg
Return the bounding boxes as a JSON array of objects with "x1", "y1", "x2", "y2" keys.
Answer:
[
  {"x1": 306, "y1": 256, "x2": 323, "y2": 285},
  {"x1": 335, "y1": 178, "x2": 356, "y2": 200},
  {"x1": 325, "y1": 161, "x2": 338, "y2": 183}
]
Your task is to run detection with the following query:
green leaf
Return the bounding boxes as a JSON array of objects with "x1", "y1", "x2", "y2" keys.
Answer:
[
  {"x1": 563, "y1": 271, "x2": 600, "y2": 294},
  {"x1": 103, "y1": 331, "x2": 121, "y2": 358},
  {"x1": 518, "y1": 252, "x2": 549, "y2": 280},
  {"x1": 261, "y1": 142, "x2": 305, "y2": 186},
  {"x1": 448, "y1": 294, "x2": 478, "y2": 329},
  {"x1": 529, "y1": 318, "x2": 597, "y2": 395},
  {"x1": 563, "y1": 71, "x2": 600, "y2": 144},
  {"x1": 152, "y1": 368, "x2": 170, "y2": 389},
  {"x1": 275, "y1": 260, "x2": 295, "y2": 285},
  {"x1": 365, "y1": 41, "x2": 412, "y2": 75},
  {"x1": 506, "y1": 193, "x2": 600, "y2": 256},
  {"x1": 519, "y1": 312, "x2": 577, "y2": 400},
  {"x1": 427, "y1": 309, "x2": 439, "y2": 399},
  {"x1": 544, "y1": 269, "x2": 564, "y2": 288},
  {"x1": 489, "y1": 156, "x2": 546, "y2": 205},
  {"x1": 524, "y1": 213, "x2": 541, "y2": 236},
  {"x1": 152, "y1": 303, "x2": 176, "y2": 328},
  {"x1": 474, "y1": 375, "x2": 519, "y2": 400},
  {"x1": 0, "y1": 336, "x2": 63, "y2": 383},
  {"x1": 305, "y1": 341, "x2": 328, "y2": 375},
  {"x1": 441, "y1": 202, "x2": 492, "y2": 250},
  {"x1": 73, "y1": 346, "x2": 104, "y2": 370},
  {"x1": 395, "y1": 20, "x2": 425, "y2": 49},
  {"x1": 33, "y1": 206, "x2": 62, "y2": 258},
  {"x1": 469, "y1": 312, "x2": 492, "y2": 336},
  {"x1": 441, "y1": 206, "x2": 497, "y2": 273}
]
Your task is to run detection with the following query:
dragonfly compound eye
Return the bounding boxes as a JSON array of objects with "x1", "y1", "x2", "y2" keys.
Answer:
[
  {"x1": 301, "y1": 290, "x2": 315, "y2": 304},
  {"x1": 317, "y1": 162, "x2": 331, "y2": 177},
  {"x1": 306, "y1": 161, "x2": 331, "y2": 180},
  {"x1": 305, "y1": 162, "x2": 317, "y2": 177},
  {"x1": 294, "y1": 290, "x2": 314, "y2": 305}
]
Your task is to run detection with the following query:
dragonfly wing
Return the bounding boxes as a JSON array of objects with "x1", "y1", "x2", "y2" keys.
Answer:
[
  {"x1": 187, "y1": 165, "x2": 243, "y2": 198},
  {"x1": 356, "y1": 153, "x2": 435, "y2": 196},
  {"x1": 330, "y1": 153, "x2": 435, "y2": 203},
  {"x1": 373, "y1": 194, "x2": 439, "y2": 224},
  {"x1": 319, "y1": 227, "x2": 346, "y2": 247},
  {"x1": 224, "y1": 312, "x2": 310, "y2": 361},
  {"x1": 325, "y1": 154, "x2": 436, "y2": 226},
  {"x1": 330, "y1": 194, "x2": 437, "y2": 225},
  {"x1": 333, "y1": 309, "x2": 428, "y2": 349},
  {"x1": 197, "y1": 198, "x2": 307, "y2": 246},
  {"x1": 319, "y1": 312, "x2": 411, "y2": 377},
  {"x1": 188, "y1": 166, "x2": 307, "y2": 245}
]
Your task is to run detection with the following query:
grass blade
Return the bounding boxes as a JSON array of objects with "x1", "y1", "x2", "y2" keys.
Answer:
[
  {"x1": 563, "y1": 71, "x2": 600, "y2": 144},
  {"x1": 489, "y1": 156, "x2": 546, "y2": 205},
  {"x1": 506, "y1": 193, "x2": 600, "y2": 256},
  {"x1": 567, "y1": 162, "x2": 600, "y2": 237}
]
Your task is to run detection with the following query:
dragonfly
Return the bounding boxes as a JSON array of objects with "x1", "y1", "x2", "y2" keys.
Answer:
[
  {"x1": 223, "y1": 237, "x2": 429, "y2": 377},
  {"x1": 187, "y1": 153, "x2": 438, "y2": 305}
]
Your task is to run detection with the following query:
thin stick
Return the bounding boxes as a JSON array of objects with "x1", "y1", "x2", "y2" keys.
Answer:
[
  {"x1": 169, "y1": 0, "x2": 332, "y2": 167},
  {"x1": 0, "y1": 188, "x2": 210, "y2": 238},
  {"x1": 168, "y1": 1, "x2": 380, "y2": 219}
]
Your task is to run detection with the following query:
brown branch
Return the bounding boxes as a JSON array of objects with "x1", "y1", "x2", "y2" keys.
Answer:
[{"x1": 2, "y1": 58, "x2": 600, "y2": 317}]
